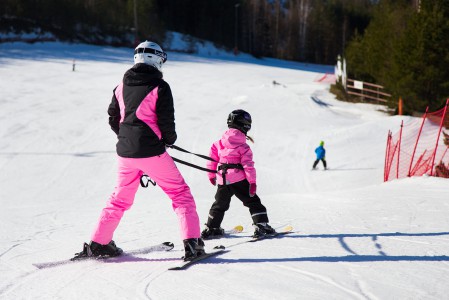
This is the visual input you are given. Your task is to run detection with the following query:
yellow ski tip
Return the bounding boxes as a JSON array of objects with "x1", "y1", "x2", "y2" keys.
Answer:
[
  {"x1": 283, "y1": 225, "x2": 293, "y2": 232},
  {"x1": 234, "y1": 225, "x2": 244, "y2": 232}
]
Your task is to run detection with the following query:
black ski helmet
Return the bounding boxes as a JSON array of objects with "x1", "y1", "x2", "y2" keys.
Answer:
[{"x1": 227, "y1": 109, "x2": 252, "y2": 134}]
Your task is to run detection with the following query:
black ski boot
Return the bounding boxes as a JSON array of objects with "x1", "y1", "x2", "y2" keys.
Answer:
[
  {"x1": 72, "y1": 240, "x2": 123, "y2": 260},
  {"x1": 182, "y1": 238, "x2": 206, "y2": 261},
  {"x1": 201, "y1": 226, "x2": 225, "y2": 239},
  {"x1": 94, "y1": 240, "x2": 123, "y2": 257},
  {"x1": 253, "y1": 223, "x2": 276, "y2": 238}
]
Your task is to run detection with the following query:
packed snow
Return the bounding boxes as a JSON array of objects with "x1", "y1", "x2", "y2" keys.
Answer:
[{"x1": 1, "y1": 41, "x2": 449, "y2": 300}]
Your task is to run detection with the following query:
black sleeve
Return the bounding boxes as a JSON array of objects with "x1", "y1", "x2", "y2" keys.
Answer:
[
  {"x1": 107, "y1": 87, "x2": 120, "y2": 135},
  {"x1": 156, "y1": 81, "x2": 177, "y2": 145}
]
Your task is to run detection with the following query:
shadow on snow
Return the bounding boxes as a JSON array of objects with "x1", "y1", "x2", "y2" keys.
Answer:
[
  {"x1": 216, "y1": 255, "x2": 449, "y2": 263},
  {"x1": 216, "y1": 231, "x2": 449, "y2": 263}
]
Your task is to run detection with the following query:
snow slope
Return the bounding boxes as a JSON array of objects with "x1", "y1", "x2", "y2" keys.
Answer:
[{"x1": 1, "y1": 42, "x2": 449, "y2": 300}]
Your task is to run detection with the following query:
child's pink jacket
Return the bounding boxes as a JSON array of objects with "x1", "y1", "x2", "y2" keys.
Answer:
[{"x1": 207, "y1": 128, "x2": 256, "y2": 185}]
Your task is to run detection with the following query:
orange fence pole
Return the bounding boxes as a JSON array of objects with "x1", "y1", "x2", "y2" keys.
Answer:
[{"x1": 398, "y1": 97, "x2": 403, "y2": 115}]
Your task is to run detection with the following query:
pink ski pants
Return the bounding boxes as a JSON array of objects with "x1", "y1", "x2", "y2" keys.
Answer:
[{"x1": 91, "y1": 152, "x2": 201, "y2": 244}]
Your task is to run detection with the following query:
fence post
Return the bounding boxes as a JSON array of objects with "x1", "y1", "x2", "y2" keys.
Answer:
[
  {"x1": 398, "y1": 97, "x2": 403, "y2": 115},
  {"x1": 396, "y1": 120, "x2": 404, "y2": 179},
  {"x1": 408, "y1": 107, "x2": 428, "y2": 177},
  {"x1": 429, "y1": 99, "x2": 449, "y2": 176},
  {"x1": 384, "y1": 131, "x2": 391, "y2": 181}
]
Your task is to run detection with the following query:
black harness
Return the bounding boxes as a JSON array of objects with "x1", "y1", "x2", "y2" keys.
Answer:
[
  {"x1": 140, "y1": 145, "x2": 243, "y2": 187},
  {"x1": 217, "y1": 163, "x2": 244, "y2": 183}
]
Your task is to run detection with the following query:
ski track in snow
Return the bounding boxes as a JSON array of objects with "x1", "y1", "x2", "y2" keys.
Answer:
[{"x1": 276, "y1": 264, "x2": 367, "y2": 299}]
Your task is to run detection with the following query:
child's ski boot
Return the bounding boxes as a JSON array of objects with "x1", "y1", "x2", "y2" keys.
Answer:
[
  {"x1": 201, "y1": 226, "x2": 225, "y2": 239},
  {"x1": 253, "y1": 223, "x2": 276, "y2": 238}
]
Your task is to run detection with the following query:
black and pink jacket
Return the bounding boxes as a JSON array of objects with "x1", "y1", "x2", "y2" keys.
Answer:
[{"x1": 107, "y1": 63, "x2": 177, "y2": 158}]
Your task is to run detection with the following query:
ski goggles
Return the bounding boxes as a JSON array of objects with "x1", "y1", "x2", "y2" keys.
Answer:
[{"x1": 134, "y1": 48, "x2": 167, "y2": 63}]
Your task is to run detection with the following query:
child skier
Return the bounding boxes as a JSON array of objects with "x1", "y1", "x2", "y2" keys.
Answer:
[
  {"x1": 312, "y1": 140, "x2": 327, "y2": 170},
  {"x1": 201, "y1": 109, "x2": 276, "y2": 239}
]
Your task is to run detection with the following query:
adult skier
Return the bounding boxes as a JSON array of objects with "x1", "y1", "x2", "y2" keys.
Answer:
[{"x1": 74, "y1": 41, "x2": 205, "y2": 261}]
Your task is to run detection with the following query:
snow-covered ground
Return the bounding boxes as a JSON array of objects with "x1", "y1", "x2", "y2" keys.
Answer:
[{"x1": 1, "y1": 41, "x2": 449, "y2": 300}]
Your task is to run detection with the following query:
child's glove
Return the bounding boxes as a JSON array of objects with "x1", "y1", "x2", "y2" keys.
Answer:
[
  {"x1": 209, "y1": 178, "x2": 216, "y2": 186},
  {"x1": 249, "y1": 183, "x2": 257, "y2": 197}
]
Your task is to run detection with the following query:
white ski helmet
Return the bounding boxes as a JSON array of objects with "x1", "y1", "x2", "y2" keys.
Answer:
[{"x1": 133, "y1": 41, "x2": 167, "y2": 70}]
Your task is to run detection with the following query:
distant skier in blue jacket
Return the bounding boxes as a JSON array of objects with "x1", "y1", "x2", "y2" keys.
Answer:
[{"x1": 313, "y1": 141, "x2": 327, "y2": 170}]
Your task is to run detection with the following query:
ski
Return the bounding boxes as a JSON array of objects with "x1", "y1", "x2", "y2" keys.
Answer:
[
  {"x1": 222, "y1": 225, "x2": 294, "y2": 249},
  {"x1": 167, "y1": 225, "x2": 293, "y2": 270},
  {"x1": 168, "y1": 246, "x2": 227, "y2": 271},
  {"x1": 249, "y1": 225, "x2": 294, "y2": 242},
  {"x1": 202, "y1": 225, "x2": 244, "y2": 240},
  {"x1": 227, "y1": 225, "x2": 244, "y2": 234},
  {"x1": 33, "y1": 241, "x2": 174, "y2": 269}
]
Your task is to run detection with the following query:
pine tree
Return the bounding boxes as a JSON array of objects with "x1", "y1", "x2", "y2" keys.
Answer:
[
  {"x1": 390, "y1": 0, "x2": 449, "y2": 111},
  {"x1": 346, "y1": 0, "x2": 449, "y2": 113}
]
